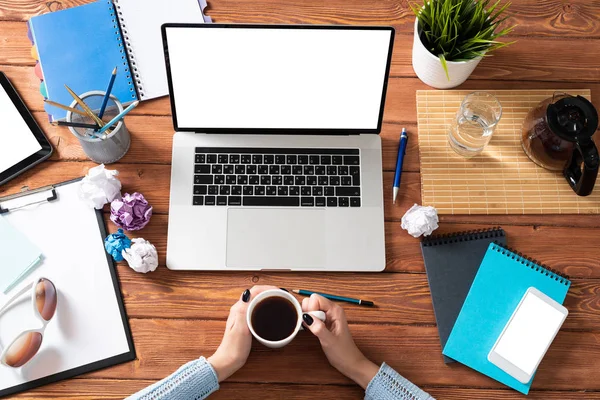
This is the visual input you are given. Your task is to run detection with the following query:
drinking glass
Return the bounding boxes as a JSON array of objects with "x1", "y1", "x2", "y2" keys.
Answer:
[{"x1": 448, "y1": 92, "x2": 503, "y2": 157}]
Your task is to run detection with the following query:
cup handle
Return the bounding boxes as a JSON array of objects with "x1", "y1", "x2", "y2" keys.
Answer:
[
  {"x1": 300, "y1": 310, "x2": 326, "y2": 330},
  {"x1": 564, "y1": 138, "x2": 599, "y2": 196}
]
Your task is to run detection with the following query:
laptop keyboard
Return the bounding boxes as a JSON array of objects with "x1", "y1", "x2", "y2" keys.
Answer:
[{"x1": 192, "y1": 147, "x2": 361, "y2": 207}]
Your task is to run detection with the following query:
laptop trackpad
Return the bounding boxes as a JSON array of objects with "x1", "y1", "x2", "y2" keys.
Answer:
[{"x1": 226, "y1": 209, "x2": 326, "y2": 269}]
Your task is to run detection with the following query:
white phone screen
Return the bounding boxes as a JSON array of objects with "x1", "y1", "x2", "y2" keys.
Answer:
[{"x1": 494, "y1": 291, "x2": 565, "y2": 375}]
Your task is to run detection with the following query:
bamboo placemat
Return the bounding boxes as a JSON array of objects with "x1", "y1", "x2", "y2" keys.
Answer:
[{"x1": 416, "y1": 89, "x2": 600, "y2": 215}]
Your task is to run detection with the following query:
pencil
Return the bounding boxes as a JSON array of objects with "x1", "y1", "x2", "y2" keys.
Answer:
[
  {"x1": 292, "y1": 289, "x2": 374, "y2": 307},
  {"x1": 44, "y1": 99, "x2": 89, "y2": 118},
  {"x1": 96, "y1": 101, "x2": 139, "y2": 135},
  {"x1": 64, "y1": 84, "x2": 105, "y2": 128},
  {"x1": 98, "y1": 67, "x2": 117, "y2": 118},
  {"x1": 51, "y1": 121, "x2": 100, "y2": 129}
]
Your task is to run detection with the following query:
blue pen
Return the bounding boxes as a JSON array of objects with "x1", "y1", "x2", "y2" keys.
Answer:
[
  {"x1": 96, "y1": 101, "x2": 139, "y2": 135},
  {"x1": 98, "y1": 67, "x2": 117, "y2": 119},
  {"x1": 393, "y1": 128, "x2": 408, "y2": 204}
]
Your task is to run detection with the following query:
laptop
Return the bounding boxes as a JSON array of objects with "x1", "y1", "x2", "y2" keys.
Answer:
[{"x1": 162, "y1": 24, "x2": 394, "y2": 271}]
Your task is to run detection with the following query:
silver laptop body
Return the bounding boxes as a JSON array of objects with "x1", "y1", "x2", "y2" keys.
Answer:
[{"x1": 162, "y1": 24, "x2": 395, "y2": 271}]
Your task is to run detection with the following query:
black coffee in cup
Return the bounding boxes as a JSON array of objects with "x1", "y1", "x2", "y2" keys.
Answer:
[{"x1": 251, "y1": 297, "x2": 298, "y2": 341}]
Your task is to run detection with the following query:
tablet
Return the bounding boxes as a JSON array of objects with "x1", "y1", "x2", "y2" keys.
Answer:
[
  {"x1": 488, "y1": 287, "x2": 568, "y2": 384},
  {"x1": 0, "y1": 72, "x2": 52, "y2": 186}
]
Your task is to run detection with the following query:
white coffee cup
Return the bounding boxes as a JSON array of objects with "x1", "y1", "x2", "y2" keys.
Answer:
[{"x1": 246, "y1": 289, "x2": 326, "y2": 348}]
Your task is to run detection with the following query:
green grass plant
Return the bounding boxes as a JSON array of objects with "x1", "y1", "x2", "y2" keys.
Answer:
[{"x1": 411, "y1": 0, "x2": 516, "y2": 80}]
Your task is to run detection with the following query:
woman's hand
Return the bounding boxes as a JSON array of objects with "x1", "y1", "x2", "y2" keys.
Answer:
[
  {"x1": 207, "y1": 285, "x2": 277, "y2": 382},
  {"x1": 302, "y1": 294, "x2": 380, "y2": 389}
]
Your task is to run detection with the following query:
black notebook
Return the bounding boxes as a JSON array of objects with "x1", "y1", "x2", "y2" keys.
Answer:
[{"x1": 420, "y1": 227, "x2": 506, "y2": 363}]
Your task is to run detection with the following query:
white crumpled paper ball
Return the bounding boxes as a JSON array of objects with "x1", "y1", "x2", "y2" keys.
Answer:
[
  {"x1": 401, "y1": 203, "x2": 439, "y2": 238},
  {"x1": 79, "y1": 164, "x2": 122, "y2": 209},
  {"x1": 122, "y1": 238, "x2": 158, "y2": 273}
]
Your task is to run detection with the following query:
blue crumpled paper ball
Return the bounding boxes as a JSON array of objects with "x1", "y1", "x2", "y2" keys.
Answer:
[{"x1": 104, "y1": 228, "x2": 132, "y2": 262}]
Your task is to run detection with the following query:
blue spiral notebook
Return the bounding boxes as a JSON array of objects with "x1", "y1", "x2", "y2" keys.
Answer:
[
  {"x1": 28, "y1": 0, "x2": 210, "y2": 121},
  {"x1": 443, "y1": 242, "x2": 571, "y2": 394}
]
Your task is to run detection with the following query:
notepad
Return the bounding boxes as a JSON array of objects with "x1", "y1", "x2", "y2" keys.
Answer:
[
  {"x1": 443, "y1": 243, "x2": 571, "y2": 394},
  {"x1": 420, "y1": 228, "x2": 506, "y2": 363},
  {"x1": 0, "y1": 216, "x2": 42, "y2": 293},
  {"x1": 28, "y1": 0, "x2": 209, "y2": 121}
]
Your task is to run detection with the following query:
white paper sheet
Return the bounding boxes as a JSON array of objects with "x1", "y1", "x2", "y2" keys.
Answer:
[
  {"x1": 116, "y1": 0, "x2": 206, "y2": 100},
  {"x1": 0, "y1": 181, "x2": 131, "y2": 392}
]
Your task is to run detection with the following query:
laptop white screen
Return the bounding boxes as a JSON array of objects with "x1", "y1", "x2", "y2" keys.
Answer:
[{"x1": 163, "y1": 26, "x2": 393, "y2": 132}]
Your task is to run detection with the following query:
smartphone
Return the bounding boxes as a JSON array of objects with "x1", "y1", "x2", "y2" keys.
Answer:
[{"x1": 488, "y1": 287, "x2": 568, "y2": 384}]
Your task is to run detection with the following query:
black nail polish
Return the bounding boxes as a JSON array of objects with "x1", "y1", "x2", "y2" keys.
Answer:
[
  {"x1": 303, "y1": 313, "x2": 314, "y2": 326},
  {"x1": 242, "y1": 289, "x2": 251, "y2": 302},
  {"x1": 280, "y1": 287, "x2": 289, "y2": 292}
]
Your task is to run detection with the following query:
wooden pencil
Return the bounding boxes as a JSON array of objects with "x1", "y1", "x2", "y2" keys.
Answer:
[
  {"x1": 43, "y1": 99, "x2": 89, "y2": 118},
  {"x1": 63, "y1": 85, "x2": 106, "y2": 128}
]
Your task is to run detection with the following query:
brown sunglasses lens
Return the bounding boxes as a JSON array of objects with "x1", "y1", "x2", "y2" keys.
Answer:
[
  {"x1": 35, "y1": 278, "x2": 57, "y2": 321},
  {"x1": 4, "y1": 332, "x2": 43, "y2": 368}
]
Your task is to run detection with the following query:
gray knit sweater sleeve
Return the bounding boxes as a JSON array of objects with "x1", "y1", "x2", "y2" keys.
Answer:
[
  {"x1": 365, "y1": 363, "x2": 434, "y2": 400},
  {"x1": 126, "y1": 357, "x2": 219, "y2": 400},
  {"x1": 127, "y1": 359, "x2": 433, "y2": 400}
]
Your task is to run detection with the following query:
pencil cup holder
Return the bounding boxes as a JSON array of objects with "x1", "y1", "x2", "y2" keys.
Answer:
[{"x1": 66, "y1": 90, "x2": 131, "y2": 164}]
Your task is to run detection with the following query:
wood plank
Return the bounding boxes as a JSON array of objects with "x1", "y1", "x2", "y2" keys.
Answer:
[
  {"x1": 0, "y1": 0, "x2": 86, "y2": 21},
  {"x1": 206, "y1": 0, "x2": 600, "y2": 39},
  {"x1": 36, "y1": 113, "x2": 178, "y2": 165},
  {"x1": 105, "y1": 213, "x2": 600, "y2": 277},
  {"x1": 3, "y1": 0, "x2": 600, "y2": 38},
  {"x1": 13, "y1": 379, "x2": 600, "y2": 399},
  {"x1": 74, "y1": 319, "x2": 600, "y2": 391},
  {"x1": 5, "y1": 20, "x2": 600, "y2": 84},
  {"x1": 3, "y1": 160, "x2": 600, "y2": 261},
  {"x1": 11, "y1": 380, "x2": 365, "y2": 399},
  {"x1": 116, "y1": 267, "x2": 600, "y2": 331},
  {"x1": 34, "y1": 111, "x2": 421, "y2": 172},
  {"x1": 426, "y1": 388, "x2": 600, "y2": 400},
  {"x1": 4, "y1": 62, "x2": 600, "y2": 121},
  {"x1": 0, "y1": 64, "x2": 175, "y2": 116},
  {"x1": 1, "y1": 161, "x2": 423, "y2": 215}
]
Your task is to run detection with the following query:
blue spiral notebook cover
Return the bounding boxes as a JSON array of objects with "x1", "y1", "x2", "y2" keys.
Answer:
[
  {"x1": 443, "y1": 242, "x2": 571, "y2": 394},
  {"x1": 28, "y1": 1, "x2": 138, "y2": 121},
  {"x1": 28, "y1": 0, "x2": 211, "y2": 121}
]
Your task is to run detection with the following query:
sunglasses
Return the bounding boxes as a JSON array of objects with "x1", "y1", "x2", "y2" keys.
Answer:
[{"x1": 0, "y1": 278, "x2": 57, "y2": 368}]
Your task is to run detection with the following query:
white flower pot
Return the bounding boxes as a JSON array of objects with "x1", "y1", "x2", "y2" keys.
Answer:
[{"x1": 412, "y1": 18, "x2": 482, "y2": 89}]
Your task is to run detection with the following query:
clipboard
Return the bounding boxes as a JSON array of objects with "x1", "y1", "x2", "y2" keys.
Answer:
[{"x1": 0, "y1": 178, "x2": 135, "y2": 397}]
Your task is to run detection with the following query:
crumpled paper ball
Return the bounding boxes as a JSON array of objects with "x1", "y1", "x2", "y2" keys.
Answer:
[
  {"x1": 104, "y1": 229, "x2": 132, "y2": 262},
  {"x1": 79, "y1": 164, "x2": 122, "y2": 209},
  {"x1": 401, "y1": 203, "x2": 439, "y2": 238},
  {"x1": 110, "y1": 192, "x2": 153, "y2": 231},
  {"x1": 122, "y1": 238, "x2": 158, "y2": 273}
]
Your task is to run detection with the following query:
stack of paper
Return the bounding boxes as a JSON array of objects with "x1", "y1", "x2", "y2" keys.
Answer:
[{"x1": 0, "y1": 216, "x2": 42, "y2": 293}]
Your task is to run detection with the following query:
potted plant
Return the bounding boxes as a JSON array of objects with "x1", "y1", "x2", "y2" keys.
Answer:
[{"x1": 411, "y1": 0, "x2": 515, "y2": 89}]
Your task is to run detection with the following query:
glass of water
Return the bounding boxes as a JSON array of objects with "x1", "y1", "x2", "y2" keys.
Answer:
[{"x1": 448, "y1": 91, "x2": 503, "y2": 157}]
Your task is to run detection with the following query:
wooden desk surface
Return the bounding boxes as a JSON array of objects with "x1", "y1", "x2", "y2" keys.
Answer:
[{"x1": 1, "y1": 0, "x2": 600, "y2": 398}]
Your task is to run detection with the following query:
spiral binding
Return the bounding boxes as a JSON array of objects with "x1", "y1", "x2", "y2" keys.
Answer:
[
  {"x1": 490, "y1": 242, "x2": 570, "y2": 285},
  {"x1": 421, "y1": 227, "x2": 505, "y2": 247},
  {"x1": 109, "y1": 0, "x2": 141, "y2": 99}
]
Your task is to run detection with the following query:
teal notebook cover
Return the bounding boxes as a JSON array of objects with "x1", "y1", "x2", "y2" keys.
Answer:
[
  {"x1": 0, "y1": 216, "x2": 42, "y2": 293},
  {"x1": 29, "y1": 1, "x2": 138, "y2": 121},
  {"x1": 443, "y1": 242, "x2": 571, "y2": 395}
]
